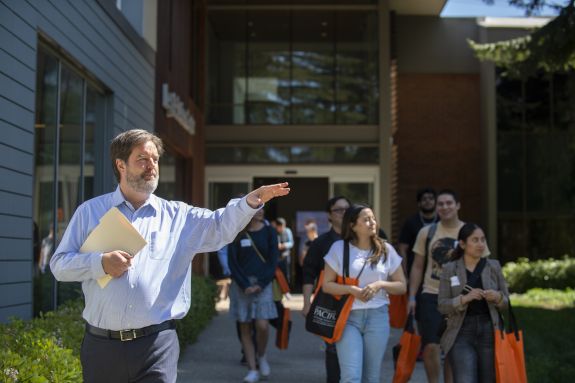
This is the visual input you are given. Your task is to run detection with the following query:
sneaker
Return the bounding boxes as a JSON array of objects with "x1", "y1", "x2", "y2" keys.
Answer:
[
  {"x1": 243, "y1": 370, "x2": 260, "y2": 383},
  {"x1": 258, "y1": 355, "x2": 270, "y2": 379}
]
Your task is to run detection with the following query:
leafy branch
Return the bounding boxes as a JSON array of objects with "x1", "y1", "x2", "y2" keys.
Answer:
[{"x1": 469, "y1": 0, "x2": 575, "y2": 78}]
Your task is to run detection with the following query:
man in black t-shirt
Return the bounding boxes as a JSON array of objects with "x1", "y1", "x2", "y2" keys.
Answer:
[
  {"x1": 398, "y1": 187, "x2": 438, "y2": 278},
  {"x1": 302, "y1": 196, "x2": 350, "y2": 383}
]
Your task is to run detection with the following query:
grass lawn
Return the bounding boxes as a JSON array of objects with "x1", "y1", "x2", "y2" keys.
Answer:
[{"x1": 512, "y1": 289, "x2": 575, "y2": 382}]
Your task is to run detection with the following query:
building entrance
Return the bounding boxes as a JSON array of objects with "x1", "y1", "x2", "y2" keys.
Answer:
[
  {"x1": 205, "y1": 164, "x2": 379, "y2": 288},
  {"x1": 254, "y1": 177, "x2": 329, "y2": 293}
]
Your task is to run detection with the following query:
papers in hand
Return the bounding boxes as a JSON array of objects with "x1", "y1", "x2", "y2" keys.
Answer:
[{"x1": 80, "y1": 207, "x2": 147, "y2": 288}]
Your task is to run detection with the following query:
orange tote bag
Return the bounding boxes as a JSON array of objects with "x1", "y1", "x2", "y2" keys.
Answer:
[
  {"x1": 389, "y1": 293, "x2": 408, "y2": 329},
  {"x1": 274, "y1": 267, "x2": 290, "y2": 294},
  {"x1": 275, "y1": 303, "x2": 292, "y2": 350},
  {"x1": 392, "y1": 314, "x2": 421, "y2": 383},
  {"x1": 494, "y1": 300, "x2": 527, "y2": 383}
]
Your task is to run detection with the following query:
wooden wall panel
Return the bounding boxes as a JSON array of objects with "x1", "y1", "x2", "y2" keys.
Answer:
[{"x1": 396, "y1": 73, "x2": 485, "y2": 231}]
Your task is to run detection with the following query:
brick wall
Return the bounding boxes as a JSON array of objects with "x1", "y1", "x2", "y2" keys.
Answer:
[{"x1": 395, "y1": 73, "x2": 486, "y2": 236}]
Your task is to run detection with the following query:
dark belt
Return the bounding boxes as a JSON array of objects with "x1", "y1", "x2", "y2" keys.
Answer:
[{"x1": 85, "y1": 320, "x2": 176, "y2": 341}]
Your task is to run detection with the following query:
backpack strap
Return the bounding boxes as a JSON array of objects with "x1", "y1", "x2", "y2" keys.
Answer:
[
  {"x1": 343, "y1": 240, "x2": 350, "y2": 278},
  {"x1": 423, "y1": 223, "x2": 438, "y2": 280}
]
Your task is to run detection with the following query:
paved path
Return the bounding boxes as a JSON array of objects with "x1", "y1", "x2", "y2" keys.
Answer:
[{"x1": 177, "y1": 293, "x2": 428, "y2": 383}]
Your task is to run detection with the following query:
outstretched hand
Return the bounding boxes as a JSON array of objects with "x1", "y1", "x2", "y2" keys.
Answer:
[{"x1": 245, "y1": 182, "x2": 290, "y2": 208}]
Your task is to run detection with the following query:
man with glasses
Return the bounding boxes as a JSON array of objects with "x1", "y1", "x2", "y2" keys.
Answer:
[{"x1": 302, "y1": 196, "x2": 350, "y2": 383}]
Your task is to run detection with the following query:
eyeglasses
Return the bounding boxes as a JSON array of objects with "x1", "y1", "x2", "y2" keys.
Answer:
[{"x1": 330, "y1": 208, "x2": 347, "y2": 214}]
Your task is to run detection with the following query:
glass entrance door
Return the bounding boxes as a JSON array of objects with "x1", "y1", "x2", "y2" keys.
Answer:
[
  {"x1": 205, "y1": 165, "x2": 379, "y2": 290},
  {"x1": 253, "y1": 177, "x2": 329, "y2": 292}
]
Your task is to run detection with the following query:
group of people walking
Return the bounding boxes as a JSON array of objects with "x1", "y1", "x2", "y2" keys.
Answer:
[
  {"x1": 227, "y1": 188, "x2": 509, "y2": 383},
  {"x1": 49, "y1": 128, "x2": 510, "y2": 383},
  {"x1": 234, "y1": 191, "x2": 511, "y2": 383},
  {"x1": 225, "y1": 195, "x2": 405, "y2": 383},
  {"x1": 400, "y1": 188, "x2": 509, "y2": 383}
]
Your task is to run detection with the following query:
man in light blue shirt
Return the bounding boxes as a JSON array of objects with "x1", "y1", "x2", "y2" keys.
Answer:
[{"x1": 50, "y1": 129, "x2": 290, "y2": 383}]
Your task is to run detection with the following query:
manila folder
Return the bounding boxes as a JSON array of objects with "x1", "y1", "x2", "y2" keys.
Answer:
[{"x1": 80, "y1": 207, "x2": 147, "y2": 288}]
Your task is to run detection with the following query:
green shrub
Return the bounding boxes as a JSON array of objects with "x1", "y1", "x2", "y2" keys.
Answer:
[
  {"x1": 511, "y1": 288, "x2": 575, "y2": 309},
  {"x1": 0, "y1": 317, "x2": 83, "y2": 382},
  {"x1": 502, "y1": 256, "x2": 575, "y2": 293},
  {"x1": 1, "y1": 276, "x2": 219, "y2": 382},
  {"x1": 33, "y1": 299, "x2": 86, "y2": 355},
  {"x1": 176, "y1": 276, "x2": 218, "y2": 350}
]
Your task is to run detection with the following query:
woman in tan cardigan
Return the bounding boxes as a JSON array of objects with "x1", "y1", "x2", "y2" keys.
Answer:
[{"x1": 438, "y1": 223, "x2": 509, "y2": 383}]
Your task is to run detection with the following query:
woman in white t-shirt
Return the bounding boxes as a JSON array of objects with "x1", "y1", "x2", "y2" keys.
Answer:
[{"x1": 322, "y1": 204, "x2": 406, "y2": 383}]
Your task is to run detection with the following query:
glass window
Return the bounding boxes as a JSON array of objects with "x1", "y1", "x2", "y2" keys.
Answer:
[
  {"x1": 247, "y1": 11, "x2": 290, "y2": 124},
  {"x1": 208, "y1": 10, "x2": 247, "y2": 124},
  {"x1": 59, "y1": 66, "x2": 84, "y2": 230},
  {"x1": 209, "y1": 182, "x2": 250, "y2": 210},
  {"x1": 207, "y1": 9, "x2": 379, "y2": 125},
  {"x1": 206, "y1": 145, "x2": 378, "y2": 164},
  {"x1": 333, "y1": 182, "x2": 374, "y2": 208},
  {"x1": 155, "y1": 150, "x2": 186, "y2": 201},
  {"x1": 34, "y1": 48, "x2": 106, "y2": 315},
  {"x1": 496, "y1": 70, "x2": 575, "y2": 263},
  {"x1": 335, "y1": 11, "x2": 378, "y2": 124},
  {"x1": 291, "y1": 11, "x2": 335, "y2": 124},
  {"x1": 34, "y1": 52, "x2": 59, "y2": 315},
  {"x1": 210, "y1": 0, "x2": 377, "y2": 4},
  {"x1": 84, "y1": 85, "x2": 104, "y2": 201}
]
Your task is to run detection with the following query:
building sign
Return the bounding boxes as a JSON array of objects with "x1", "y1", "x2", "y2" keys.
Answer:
[{"x1": 162, "y1": 83, "x2": 195, "y2": 135}]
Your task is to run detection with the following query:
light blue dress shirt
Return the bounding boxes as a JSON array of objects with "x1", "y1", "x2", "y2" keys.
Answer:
[{"x1": 50, "y1": 186, "x2": 258, "y2": 331}]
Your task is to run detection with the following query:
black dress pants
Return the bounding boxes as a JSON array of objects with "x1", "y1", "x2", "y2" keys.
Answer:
[{"x1": 81, "y1": 328, "x2": 179, "y2": 383}]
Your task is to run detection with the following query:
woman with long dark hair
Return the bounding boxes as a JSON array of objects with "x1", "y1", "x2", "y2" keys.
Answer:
[
  {"x1": 322, "y1": 204, "x2": 406, "y2": 383},
  {"x1": 438, "y1": 223, "x2": 509, "y2": 383}
]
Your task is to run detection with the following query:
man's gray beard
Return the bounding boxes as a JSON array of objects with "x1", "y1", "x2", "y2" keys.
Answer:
[{"x1": 127, "y1": 172, "x2": 158, "y2": 194}]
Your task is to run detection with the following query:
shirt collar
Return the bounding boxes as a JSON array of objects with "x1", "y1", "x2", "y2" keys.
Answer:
[{"x1": 112, "y1": 185, "x2": 160, "y2": 212}]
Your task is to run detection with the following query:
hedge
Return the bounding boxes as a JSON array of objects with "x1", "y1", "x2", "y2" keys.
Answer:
[
  {"x1": 511, "y1": 288, "x2": 575, "y2": 309},
  {"x1": 0, "y1": 276, "x2": 218, "y2": 382},
  {"x1": 175, "y1": 275, "x2": 218, "y2": 349},
  {"x1": 502, "y1": 256, "x2": 575, "y2": 293}
]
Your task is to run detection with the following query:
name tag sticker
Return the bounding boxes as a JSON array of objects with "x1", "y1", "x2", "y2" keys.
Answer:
[
  {"x1": 450, "y1": 276, "x2": 461, "y2": 287},
  {"x1": 240, "y1": 239, "x2": 251, "y2": 247}
]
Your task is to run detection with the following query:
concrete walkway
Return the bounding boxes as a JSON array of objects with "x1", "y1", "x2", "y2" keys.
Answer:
[{"x1": 177, "y1": 294, "x2": 428, "y2": 383}]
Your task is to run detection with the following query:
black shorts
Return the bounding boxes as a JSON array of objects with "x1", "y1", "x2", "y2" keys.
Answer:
[{"x1": 416, "y1": 293, "x2": 442, "y2": 346}]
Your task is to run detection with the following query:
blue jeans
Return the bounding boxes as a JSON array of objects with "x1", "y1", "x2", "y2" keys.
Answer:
[
  {"x1": 448, "y1": 314, "x2": 495, "y2": 383},
  {"x1": 336, "y1": 305, "x2": 390, "y2": 383}
]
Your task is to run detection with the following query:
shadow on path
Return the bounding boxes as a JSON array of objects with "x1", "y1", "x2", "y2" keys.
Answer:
[{"x1": 177, "y1": 294, "x2": 428, "y2": 383}]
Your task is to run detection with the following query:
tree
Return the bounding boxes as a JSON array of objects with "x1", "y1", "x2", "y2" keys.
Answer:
[{"x1": 469, "y1": 0, "x2": 575, "y2": 78}]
